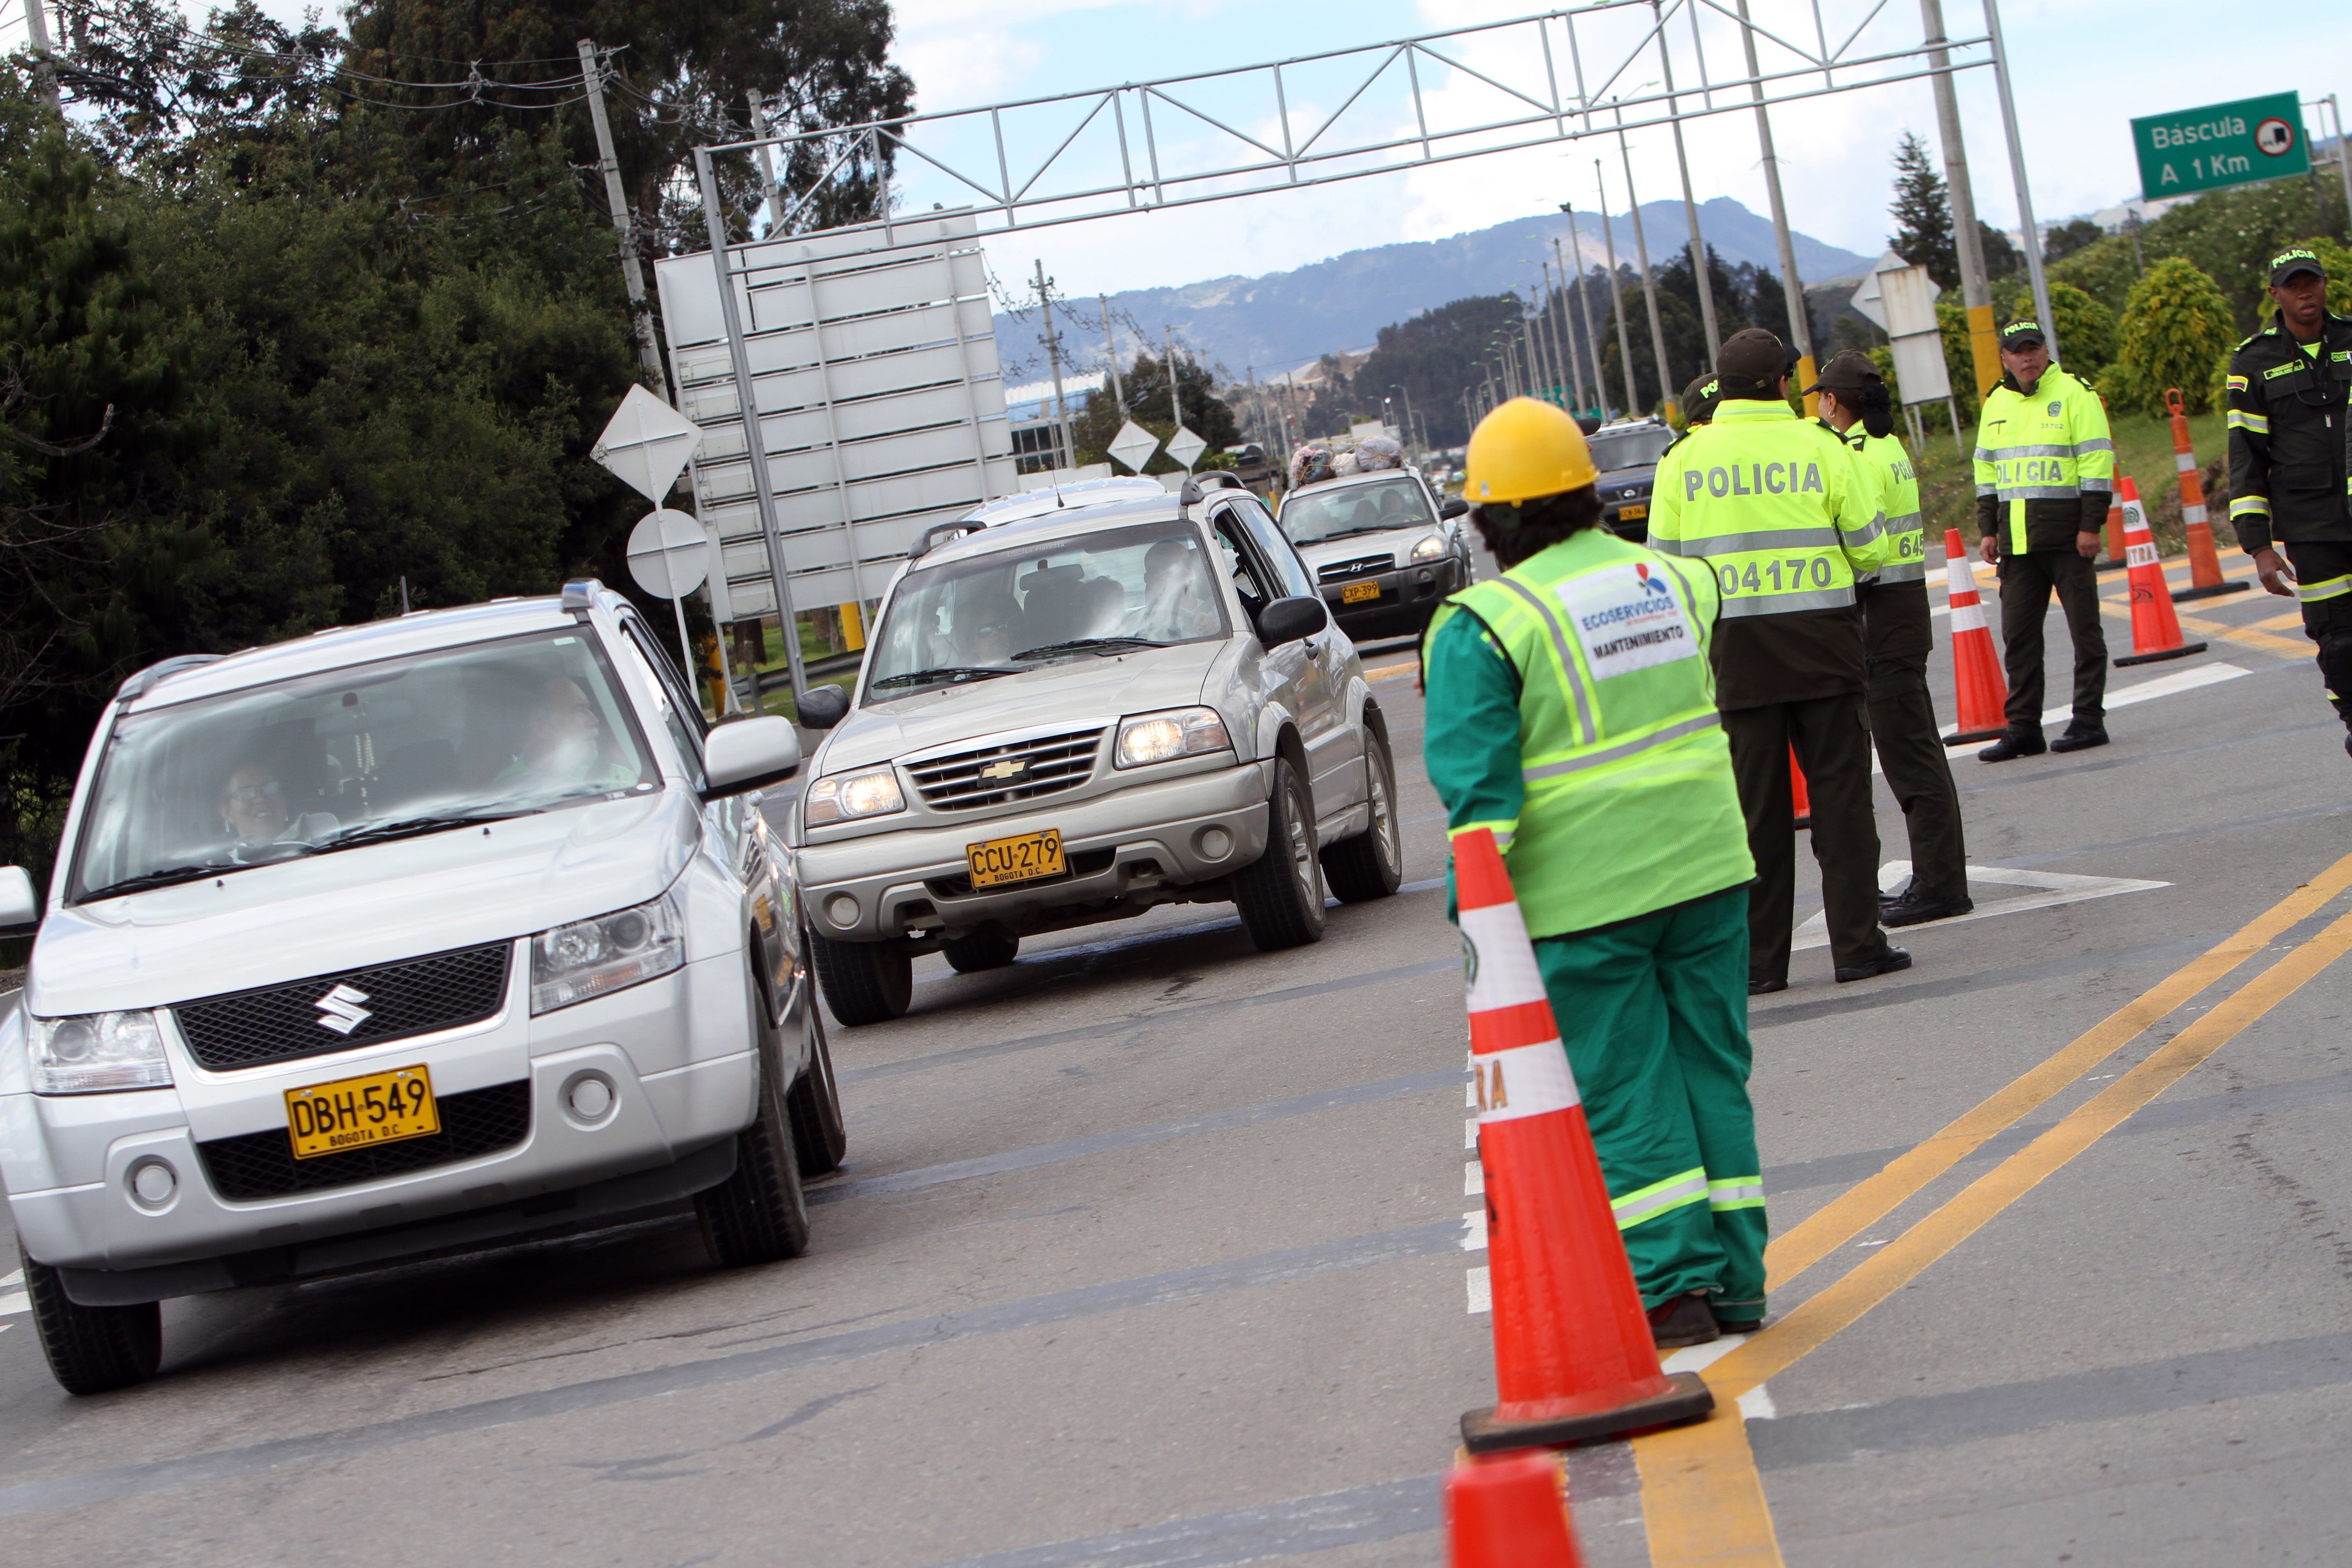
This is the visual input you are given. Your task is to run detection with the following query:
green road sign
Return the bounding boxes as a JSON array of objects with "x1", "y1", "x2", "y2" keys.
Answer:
[{"x1": 2133, "y1": 92, "x2": 2310, "y2": 198}]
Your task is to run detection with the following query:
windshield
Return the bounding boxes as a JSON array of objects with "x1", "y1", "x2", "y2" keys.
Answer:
[
  {"x1": 864, "y1": 519, "x2": 1228, "y2": 699},
  {"x1": 1279, "y1": 477, "x2": 1436, "y2": 545},
  {"x1": 1588, "y1": 426, "x2": 1676, "y2": 473},
  {"x1": 70, "y1": 629, "x2": 658, "y2": 902}
]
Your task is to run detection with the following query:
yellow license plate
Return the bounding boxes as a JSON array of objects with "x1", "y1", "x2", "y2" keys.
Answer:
[
  {"x1": 967, "y1": 828, "x2": 1065, "y2": 890},
  {"x1": 284, "y1": 1064, "x2": 440, "y2": 1160},
  {"x1": 1341, "y1": 580, "x2": 1382, "y2": 604},
  {"x1": 1618, "y1": 502, "x2": 1648, "y2": 521}
]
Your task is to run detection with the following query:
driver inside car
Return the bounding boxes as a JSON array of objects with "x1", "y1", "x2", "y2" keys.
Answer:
[
  {"x1": 1136, "y1": 537, "x2": 1219, "y2": 640},
  {"x1": 218, "y1": 762, "x2": 292, "y2": 845},
  {"x1": 498, "y1": 674, "x2": 637, "y2": 793}
]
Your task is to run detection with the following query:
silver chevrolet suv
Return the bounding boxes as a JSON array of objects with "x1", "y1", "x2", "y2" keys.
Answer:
[
  {"x1": 789, "y1": 477, "x2": 1406, "y2": 1025},
  {"x1": 0, "y1": 581, "x2": 842, "y2": 1394}
]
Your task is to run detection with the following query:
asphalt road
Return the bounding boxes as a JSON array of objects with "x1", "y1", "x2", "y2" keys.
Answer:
[{"x1": 5, "y1": 546, "x2": 2352, "y2": 1566}]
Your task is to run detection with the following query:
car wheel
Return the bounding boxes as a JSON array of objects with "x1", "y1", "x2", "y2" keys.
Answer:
[
  {"x1": 942, "y1": 924, "x2": 1019, "y2": 972},
  {"x1": 1321, "y1": 725, "x2": 1404, "y2": 902},
  {"x1": 695, "y1": 968, "x2": 813, "y2": 1267},
  {"x1": 1233, "y1": 756, "x2": 1327, "y2": 952},
  {"x1": 20, "y1": 1245, "x2": 161, "y2": 1396},
  {"x1": 808, "y1": 927, "x2": 913, "y2": 1026},
  {"x1": 785, "y1": 984, "x2": 848, "y2": 1177}
]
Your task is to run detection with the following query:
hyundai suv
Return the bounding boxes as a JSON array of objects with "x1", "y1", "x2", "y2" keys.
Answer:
[
  {"x1": 0, "y1": 581, "x2": 841, "y2": 1394},
  {"x1": 1275, "y1": 467, "x2": 1473, "y2": 641},
  {"x1": 789, "y1": 477, "x2": 1407, "y2": 1025}
]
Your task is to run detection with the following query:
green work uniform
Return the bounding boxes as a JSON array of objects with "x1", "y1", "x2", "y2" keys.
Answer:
[{"x1": 1422, "y1": 522, "x2": 1767, "y2": 1317}]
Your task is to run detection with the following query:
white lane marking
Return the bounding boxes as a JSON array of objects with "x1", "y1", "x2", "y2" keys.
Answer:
[
  {"x1": 1795, "y1": 861, "x2": 2168, "y2": 951},
  {"x1": 0, "y1": 1269, "x2": 21, "y2": 1290},
  {"x1": 1462, "y1": 1209, "x2": 1487, "y2": 1251},
  {"x1": 1923, "y1": 661, "x2": 2249, "y2": 750},
  {"x1": 0, "y1": 1292, "x2": 26, "y2": 1317},
  {"x1": 1465, "y1": 1118, "x2": 1480, "y2": 1150},
  {"x1": 1466, "y1": 1265, "x2": 1492, "y2": 1314},
  {"x1": 1465, "y1": 1158, "x2": 1485, "y2": 1196},
  {"x1": 1738, "y1": 1385, "x2": 1777, "y2": 1420},
  {"x1": 1661, "y1": 1334, "x2": 1750, "y2": 1374},
  {"x1": 1465, "y1": 1077, "x2": 1479, "y2": 1109}
]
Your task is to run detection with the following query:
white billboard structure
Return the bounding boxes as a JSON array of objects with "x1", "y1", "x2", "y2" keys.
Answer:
[
  {"x1": 1851, "y1": 249, "x2": 1958, "y2": 447},
  {"x1": 654, "y1": 206, "x2": 1016, "y2": 695}
]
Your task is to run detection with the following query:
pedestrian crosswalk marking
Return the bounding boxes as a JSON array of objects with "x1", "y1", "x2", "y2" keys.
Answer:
[
  {"x1": 1792, "y1": 861, "x2": 2169, "y2": 951},
  {"x1": 1927, "y1": 660, "x2": 2248, "y2": 749}
]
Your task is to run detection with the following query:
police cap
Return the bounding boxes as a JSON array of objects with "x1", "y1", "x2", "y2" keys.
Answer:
[{"x1": 1714, "y1": 327, "x2": 1789, "y2": 397}]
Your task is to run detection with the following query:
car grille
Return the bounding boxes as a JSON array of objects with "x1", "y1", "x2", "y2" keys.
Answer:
[
  {"x1": 174, "y1": 942, "x2": 513, "y2": 1072},
  {"x1": 906, "y1": 727, "x2": 1105, "y2": 812},
  {"x1": 196, "y1": 1081, "x2": 532, "y2": 1202},
  {"x1": 1317, "y1": 553, "x2": 1395, "y2": 582}
]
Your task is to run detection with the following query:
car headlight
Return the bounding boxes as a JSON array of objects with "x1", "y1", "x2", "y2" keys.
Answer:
[
  {"x1": 28, "y1": 1011, "x2": 171, "y2": 1094},
  {"x1": 531, "y1": 890, "x2": 685, "y2": 1014},
  {"x1": 803, "y1": 765, "x2": 906, "y2": 826},
  {"x1": 1115, "y1": 706, "x2": 1232, "y2": 769},
  {"x1": 1410, "y1": 532, "x2": 1446, "y2": 562}
]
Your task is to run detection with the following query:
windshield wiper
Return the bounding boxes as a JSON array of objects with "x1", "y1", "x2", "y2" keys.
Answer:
[
  {"x1": 1012, "y1": 637, "x2": 1170, "y2": 661},
  {"x1": 81, "y1": 863, "x2": 248, "y2": 899},
  {"x1": 1308, "y1": 525, "x2": 1409, "y2": 543},
  {"x1": 869, "y1": 665, "x2": 1018, "y2": 691},
  {"x1": 314, "y1": 807, "x2": 541, "y2": 853}
]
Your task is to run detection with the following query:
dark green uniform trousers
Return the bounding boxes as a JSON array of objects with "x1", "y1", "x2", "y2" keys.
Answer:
[
  {"x1": 1859, "y1": 578, "x2": 1968, "y2": 900},
  {"x1": 2286, "y1": 541, "x2": 2352, "y2": 729},
  {"x1": 1724, "y1": 694, "x2": 1893, "y2": 984},
  {"x1": 1996, "y1": 548, "x2": 2107, "y2": 732},
  {"x1": 1532, "y1": 884, "x2": 1766, "y2": 1318}
]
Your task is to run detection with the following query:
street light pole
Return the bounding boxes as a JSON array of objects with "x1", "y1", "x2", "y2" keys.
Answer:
[
  {"x1": 1981, "y1": 0, "x2": 2057, "y2": 362},
  {"x1": 1653, "y1": 0, "x2": 1722, "y2": 362},
  {"x1": 1597, "y1": 162, "x2": 1641, "y2": 418},
  {"x1": 1918, "y1": 0, "x2": 1998, "y2": 398},
  {"x1": 1617, "y1": 119, "x2": 1677, "y2": 420},
  {"x1": 1736, "y1": 0, "x2": 1815, "y2": 409}
]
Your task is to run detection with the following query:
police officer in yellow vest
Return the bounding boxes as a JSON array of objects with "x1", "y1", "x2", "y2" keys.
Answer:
[
  {"x1": 1807, "y1": 350, "x2": 1971, "y2": 925},
  {"x1": 1422, "y1": 397, "x2": 1767, "y2": 1348},
  {"x1": 1973, "y1": 319, "x2": 2116, "y2": 759},
  {"x1": 1649, "y1": 328, "x2": 1910, "y2": 994}
]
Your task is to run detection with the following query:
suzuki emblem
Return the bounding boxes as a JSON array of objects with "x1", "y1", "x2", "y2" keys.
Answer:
[{"x1": 313, "y1": 983, "x2": 373, "y2": 1035}]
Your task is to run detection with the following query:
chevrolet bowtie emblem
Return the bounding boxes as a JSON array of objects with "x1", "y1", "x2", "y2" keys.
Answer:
[
  {"x1": 313, "y1": 983, "x2": 373, "y2": 1035},
  {"x1": 978, "y1": 758, "x2": 1027, "y2": 781}
]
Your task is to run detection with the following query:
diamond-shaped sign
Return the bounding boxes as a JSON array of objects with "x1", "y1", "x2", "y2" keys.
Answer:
[
  {"x1": 1107, "y1": 420, "x2": 1160, "y2": 473},
  {"x1": 594, "y1": 385, "x2": 703, "y2": 504},
  {"x1": 1165, "y1": 425, "x2": 1207, "y2": 471},
  {"x1": 626, "y1": 508, "x2": 711, "y2": 600}
]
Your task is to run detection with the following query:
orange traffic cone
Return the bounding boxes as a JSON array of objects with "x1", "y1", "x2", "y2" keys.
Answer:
[
  {"x1": 1789, "y1": 747, "x2": 1811, "y2": 829},
  {"x1": 2113, "y1": 477, "x2": 2209, "y2": 667},
  {"x1": 1454, "y1": 828, "x2": 1714, "y2": 1452},
  {"x1": 2167, "y1": 387, "x2": 2248, "y2": 603},
  {"x1": 1941, "y1": 528, "x2": 2010, "y2": 746},
  {"x1": 1446, "y1": 1450, "x2": 1585, "y2": 1568}
]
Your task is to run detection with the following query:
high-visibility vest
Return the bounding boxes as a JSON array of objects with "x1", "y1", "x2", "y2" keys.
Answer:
[
  {"x1": 1846, "y1": 427, "x2": 1926, "y2": 583},
  {"x1": 1972, "y1": 365, "x2": 2115, "y2": 555},
  {"x1": 1647, "y1": 399, "x2": 1893, "y2": 617},
  {"x1": 1425, "y1": 526, "x2": 1754, "y2": 935}
]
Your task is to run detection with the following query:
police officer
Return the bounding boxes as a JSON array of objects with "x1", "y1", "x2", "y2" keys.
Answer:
[
  {"x1": 2228, "y1": 247, "x2": 2352, "y2": 752},
  {"x1": 1973, "y1": 319, "x2": 2117, "y2": 760},
  {"x1": 1677, "y1": 373, "x2": 1721, "y2": 432},
  {"x1": 1807, "y1": 350, "x2": 1971, "y2": 925},
  {"x1": 1424, "y1": 396, "x2": 1766, "y2": 1347},
  {"x1": 1650, "y1": 327, "x2": 1908, "y2": 994}
]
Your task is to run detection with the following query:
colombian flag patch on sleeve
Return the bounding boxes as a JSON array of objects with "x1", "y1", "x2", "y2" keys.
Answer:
[{"x1": 2225, "y1": 374, "x2": 2249, "y2": 392}]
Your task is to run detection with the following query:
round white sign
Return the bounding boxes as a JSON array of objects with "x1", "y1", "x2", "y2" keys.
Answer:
[
  {"x1": 2256, "y1": 118, "x2": 2296, "y2": 158},
  {"x1": 625, "y1": 508, "x2": 711, "y2": 599}
]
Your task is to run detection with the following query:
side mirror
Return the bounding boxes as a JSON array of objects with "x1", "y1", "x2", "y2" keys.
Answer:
[
  {"x1": 1439, "y1": 495, "x2": 1469, "y2": 520},
  {"x1": 1257, "y1": 595, "x2": 1329, "y2": 649},
  {"x1": 0, "y1": 865, "x2": 37, "y2": 936},
  {"x1": 702, "y1": 716, "x2": 802, "y2": 801},
  {"x1": 796, "y1": 684, "x2": 850, "y2": 730}
]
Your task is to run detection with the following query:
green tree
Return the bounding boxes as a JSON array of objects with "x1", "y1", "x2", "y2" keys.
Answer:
[
  {"x1": 2042, "y1": 218, "x2": 2104, "y2": 265},
  {"x1": 2050, "y1": 177, "x2": 2344, "y2": 328},
  {"x1": 1889, "y1": 131, "x2": 1955, "y2": 287},
  {"x1": 2049, "y1": 281, "x2": 2120, "y2": 384},
  {"x1": 1339, "y1": 294, "x2": 1522, "y2": 446},
  {"x1": 2113, "y1": 258, "x2": 2237, "y2": 415}
]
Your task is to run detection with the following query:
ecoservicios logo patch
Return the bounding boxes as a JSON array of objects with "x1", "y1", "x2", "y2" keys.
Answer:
[{"x1": 1556, "y1": 561, "x2": 1699, "y2": 678}]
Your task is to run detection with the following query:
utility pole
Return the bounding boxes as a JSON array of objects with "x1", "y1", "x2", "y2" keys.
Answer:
[
  {"x1": 1917, "y1": 0, "x2": 1998, "y2": 399},
  {"x1": 1653, "y1": 2, "x2": 1721, "y2": 362},
  {"x1": 1617, "y1": 124, "x2": 1677, "y2": 420},
  {"x1": 2126, "y1": 207, "x2": 2145, "y2": 276},
  {"x1": 1981, "y1": 0, "x2": 2056, "y2": 362},
  {"x1": 22, "y1": 0, "x2": 58, "y2": 113},
  {"x1": 1100, "y1": 294, "x2": 1129, "y2": 419},
  {"x1": 1597, "y1": 163, "x2": 1641, "y2": 418},
  {"x1": 1165, "y1": 326, "x2": 1192, "y2": 467},
  {"x1": 1737, "y1": 0, "x2": 1814, "y2": 409},
  {"x1": 1034, "y1": 261, "x2": 1076, "y2": 474},
  {"x1": 2326, "y1": 95, "x2": 2352, "y2": 243},
  {"x1": 1558, "y1": 226, "x2": 1608, "y2": 420},
  {"x1": 1542, "y1": 262, "x2": 1577, "y2": 414},
  {"x1": 579, "y1": 40, "x2": 671, "y2": 399}
]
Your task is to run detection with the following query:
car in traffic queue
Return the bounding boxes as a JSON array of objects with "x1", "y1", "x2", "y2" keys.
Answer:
[
  {"x1": 0, "y1": 581, "x2": 841, "y2": 1396},
  {"x1": 1586, "y1": 416, "x2": 1680, "y2": 544},
  {"x1": 787, "y1": 475, "x2": 1406, "y2": 1026},
  {"x1": 1273, "y1": 466, "x2": 1473, "y2": 642}
]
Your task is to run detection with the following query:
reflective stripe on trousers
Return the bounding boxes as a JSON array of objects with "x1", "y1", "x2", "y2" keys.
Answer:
[
  {"x1": 2298, "y1": 574, "x2": 2352, "y2": 604},
  {"x1": 1707, "y1": 1176, "x2": 1765, "y2": 1211},
  {"x1": 1613, "y1": 1167, "x2": 1709, "y2": 1230}
]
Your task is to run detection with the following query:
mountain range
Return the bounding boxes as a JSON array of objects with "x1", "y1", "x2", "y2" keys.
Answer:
[{"x1": 991, "y1": 197, "x2": 1875, "y2": 389}]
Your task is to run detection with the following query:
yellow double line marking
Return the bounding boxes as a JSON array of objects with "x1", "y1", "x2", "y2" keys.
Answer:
[{"x1": 1632, "y1": 850, "x2": 2352, "y2": 1566}]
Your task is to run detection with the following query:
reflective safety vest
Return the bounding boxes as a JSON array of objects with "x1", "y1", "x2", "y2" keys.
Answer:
[
  {"x1": 1972, "y1": 366, "x2": 2114, "y2": 555},
  {"x1": 1845, "y1": 427, "x2": 1926, "y2": 583},
  {"x1": 1647, "y1": 398, "x2": 1893, "y2": 616},
  {"x1": 1425, "y1": 526, "x2": 1755, "y2": 934}
]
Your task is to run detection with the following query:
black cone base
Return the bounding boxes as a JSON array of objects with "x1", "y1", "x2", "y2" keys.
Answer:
[
  {"x1": 1943, "y1": 727, "x2": 2007, "y2": 746},
  {"x1": 1460, "y1": 1370, "x2": 1716, "y2": 1452},
  {"x1": 2173, "y1": 581, "x2": 2250, "y2": 602},
  {"x1": 2115, "y1": 640, "x2": 2209, "y2": 667}
]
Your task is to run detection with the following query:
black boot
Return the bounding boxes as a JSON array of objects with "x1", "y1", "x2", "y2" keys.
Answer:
[
  {"x1": 2050, "y1": 720, "x2": 2109, "y2": 753},
  {"x1": 1977, "y1": 729, "x2": 2046, "y2": 763},
  {"x1": 1881, "y1": 890, "x2": 1974, "y2": 927},
  {"x1": 1835, "y1": 946, "x2": 1912, "y2": 983},
  {"x1": 1648, "y1": 1291, "x2": 1720, "y2": 1349}
]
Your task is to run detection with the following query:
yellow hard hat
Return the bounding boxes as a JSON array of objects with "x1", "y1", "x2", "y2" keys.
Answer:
[{"x1": 1464, "y1": 397, "x2": 1598, "y2": 505}]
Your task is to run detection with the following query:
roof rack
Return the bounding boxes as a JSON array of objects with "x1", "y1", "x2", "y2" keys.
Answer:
[
  {"x1": 114, "y1": 653, "x2": 225, "y2": 706},
  {"x1": 910, "y1": 518, "x2": 983, "y2": 561}
]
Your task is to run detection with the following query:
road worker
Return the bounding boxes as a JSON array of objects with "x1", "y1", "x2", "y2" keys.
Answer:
[
  {"x1": 1648, "y1": 328, "x2": 1909, "y2": 994},
  {"x1": 1423, "y1": 396, "x2": 1766, "y2": 1347}
]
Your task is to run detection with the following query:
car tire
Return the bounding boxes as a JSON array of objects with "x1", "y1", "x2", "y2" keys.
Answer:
[
  {"x1": 1233, "y1": 756, "x2": 1327, "y2": 952},
  {"x1": 942, "y1": 925, "x2": 1019, "y2": 972},
  {"x1": 808, "y1": 927, "x2": 913, "y2": 1026},
  {"x1": 20, "y1": 1246, "x2": 161, "y2": 1396},
  {"x1": 1321, "y1": 724, "x2": 1404, "y2": 902},
  {"x1": 785, "y1": 983, "x2": 848, "y2": 1177},
  {"x1": 696, "y1": 969, "x2": 813, "y2": 1268}
]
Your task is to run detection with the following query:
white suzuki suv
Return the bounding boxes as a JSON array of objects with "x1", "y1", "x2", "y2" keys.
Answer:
[{"x1": 0, "y1": 580, "x2": 842, "y2": 1394}]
